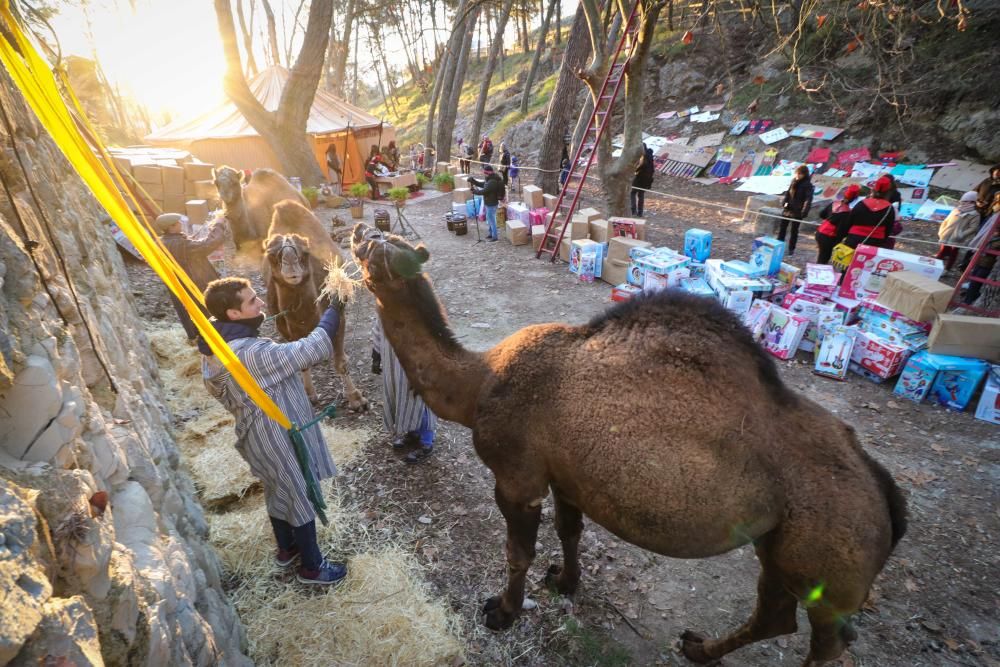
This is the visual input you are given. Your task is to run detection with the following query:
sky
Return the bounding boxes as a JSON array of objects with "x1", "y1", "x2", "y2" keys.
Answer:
[{"x1": 48, "y1": 0, "x2": 577, "y2": 128}]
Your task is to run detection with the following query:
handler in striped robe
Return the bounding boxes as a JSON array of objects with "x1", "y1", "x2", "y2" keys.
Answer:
[
  {"x1": 371, "y1": 317, "x2": 438, "y2": 463},
  {"x1": 200, "y1": 276, "x2": 346, "y2": 586}
]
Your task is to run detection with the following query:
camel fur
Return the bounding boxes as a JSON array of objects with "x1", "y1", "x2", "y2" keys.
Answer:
[
  {"x1": 350, "y1": 224, "x2": 907, "y2": 667},
  {"x1": 261, "y1": 201, "x2": 366, "y2": 411},
  {"x1": 214, "y1": 166, "x2": 309, "y2": 252}
]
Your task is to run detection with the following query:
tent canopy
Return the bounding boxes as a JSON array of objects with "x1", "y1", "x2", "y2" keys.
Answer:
[{"x1": 145, "y1": 66, "x2": 383, "y2": 143}]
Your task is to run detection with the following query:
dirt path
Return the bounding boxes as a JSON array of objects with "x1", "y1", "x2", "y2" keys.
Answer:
[{"x1": 126, "y1": 182, "x2": 999, "y2": 666}]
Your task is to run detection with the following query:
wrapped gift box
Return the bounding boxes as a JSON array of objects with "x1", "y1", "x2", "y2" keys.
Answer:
[
  {"x1": 838, "y1": 244, "x2": 944, "y2": 301},
  {"x1": 814, "y1": 325, "x2": 855, "y2": 380},
  {"x1": 507, "y1": 202, "x2": 530, "y2": 225},
  {"x1": 529, "y1": 207, "x2": 550, "y2": 226},
  {"x1": 850, "y1": 329, "x2": 911, "y2": 379},
  {"x1": 684, "y1": 228, "x2": 713, "y2": 262},
  {"x1": 974, "y1": 366, "x2": 1000, "y2": 424},
  {"x1": 875, "y1": 271, "x2": 952, "y2": 322},
  {"x1": 750, "y1": 236, "x2": 786, "y2": 276},
  {"x1": 761, "y1": 306, "x2": 810, "y2": 360},
  {"x1": 929, "y1": 357, "x2": 990, "y2": 411}
]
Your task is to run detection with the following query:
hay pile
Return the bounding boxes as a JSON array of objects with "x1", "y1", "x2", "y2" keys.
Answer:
[{"x1": 146, "y1": 324, "x2": 465, "y2": 665}]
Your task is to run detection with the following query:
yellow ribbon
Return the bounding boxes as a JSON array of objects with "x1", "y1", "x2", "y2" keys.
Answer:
[{"x1": 0, "y1": 2, "x2": 290, "y2": 429}]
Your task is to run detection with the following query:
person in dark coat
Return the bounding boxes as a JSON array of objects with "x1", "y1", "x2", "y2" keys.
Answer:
[
  {"x1": 975, "y1": 165, "x2": 1000, "y2": 220},
  {"x1": 559, "y1": 146, "x2": 571, "y2": 187},
  {"x1": 156, "y1": 213, "x2": 225, "y2": 343},
  {"x1": 630, "y1": 143, "x2": 655, "y2": 216},
  {"x1": 469, "y1": 165, "x2": 505, "y2": 241},
  {"x1": 498, "y1": 142, "x2": 511, "y2": 187},
  {"x1": 478, "y1": 135, "x2": 494, "y2": 166},
  {"x1": 843, "y1": 175, "x2": 896, "y2": 249},
  {"x1": 778, "y1": 165, "x2": 813, "y2": 255},
  {"x1": 814, "y1": 184, "x2": 860, "y2": 264}
]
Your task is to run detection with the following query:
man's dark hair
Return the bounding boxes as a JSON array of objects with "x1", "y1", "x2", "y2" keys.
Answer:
[{"x1": 204, "y1": 277, "x2": 251, "y2": 321}]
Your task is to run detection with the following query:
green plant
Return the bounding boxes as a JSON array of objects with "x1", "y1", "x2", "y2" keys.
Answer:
[
  {"x1": 432, "y1": 172, "x2": 454, "y2": 188},
  {"x1": 348, "y1": 182, "x2": 371, "y2": 200},
  {"x1": 387, "y1": 186, "x2": 410, "y2": 204},
  {"x1": 301, "y1": 186, "x2": 319, "y2": 206},
  {"x1": 415, "y1": 172, "x2": 429, "y2": 188}
]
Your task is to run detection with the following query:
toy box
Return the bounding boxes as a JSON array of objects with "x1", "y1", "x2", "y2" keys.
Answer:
[
  {"x1": 850, "y1": 329, "x2": 911, "y2": 379},
  {"x1": 929, "y1": 357, "x2": 989, "y2": 411},
  {"x1": 608, "y1": 216, "x2": 646, "y2": 240},
  {"x1": 678, "y1": 277, "x2": 715, "y2": 298},
  {"x1": 849, "y1": 361, "x2": 891, "y2": 384},
  {"x1": 799, "y1": 308, "x2": 844, "y2": 352},
  {"x1": 644, "y1": 267, "x2": 690, "y2": 293},
  {"x1": 777, "y1": 262, "x2": 800, "y2": 287},
  {"x1": 688, "y1": 261, "x2": 706, "y2": 279},
  {"x1": 974, "y1": 366, "x2": 1000, "y2": 425},
  {"x1": 569, "y1": 239, "x2": 604, "y2": 278},
  {"x1": 803, "y1": 263, "x2": 839, "y2": 298},
  {"x1": 857, "y1": 299, "x2": 931, "y2": 351},
  {"x1": 829, "y1": 295, "x2": 863, "y2": 323},
  {"x1": 684, "y1": 228, "x2": 713, "y2": 262},
  {"x1": 722, "y1": 289, "x2": 754, "y2": 316},
  {"x1": 722, "y1": 260, "x2": 767, "y2": 279},
  {"x1": 744, "y1": 300, "x2": 774, "y2": 338},
  {"x1": 760, "y1": 306, "x2": 810, "y2": 360},
  {"x1": 630, "y1": 252, "x2": 689, "y2": 288},
  {"x1": 838, "y1": 244, "x2": 944, "y2": 301},
  {"x1": 611, "y1": 283, "x2": 643, "y2": 302},
  {"x1": 750, "y1": 236, "x2": 786, "y2": 276},
  {"x1": 894, "y1": 351, "x2": 944, "y2": 403},
  {"x1": 528, "y1": 207, "x2": 550, "y2": 227},
  {"x1": 578, "y1": 252, "x2": 598, "y2": 283},
  {"x1": 507, "y1": 202, "x2": 530, "y2": 225},
  {"x1": 814, "y1": 325, "x2": 855, "y2": 380},
  {"x1": 602, "y1": 237, "x2": 653, "y2": 286}
]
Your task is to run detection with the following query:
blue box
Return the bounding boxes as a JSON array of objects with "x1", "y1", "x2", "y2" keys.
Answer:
[
  {"x1": 928, "y1": 357, "x2": 989, "y2": 411},
  {"x1": 721, "y1": 260, "x2": 767, "y2": 279},
  {"x1": 465, "y1": 198, "x2": 478, "y2": 217},
  {"x1": 893, "y1": 351, "x2": 942, "y2": 403},
  {"x1": 751, "y1": 236, "x2": 786, "y2": 276},
  {"x1": 684, "y1": 228, "x2": 713, "y2": 262}
]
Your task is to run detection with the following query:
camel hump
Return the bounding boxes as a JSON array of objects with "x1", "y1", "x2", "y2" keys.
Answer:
[{"x1": 246, "y1": 169, "x2": 309, "y2": 207}]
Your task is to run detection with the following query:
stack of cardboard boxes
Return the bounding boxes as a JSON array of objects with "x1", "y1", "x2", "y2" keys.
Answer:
[{"x1": 107, "y1": 148, "x2": 219, "y2": 218}]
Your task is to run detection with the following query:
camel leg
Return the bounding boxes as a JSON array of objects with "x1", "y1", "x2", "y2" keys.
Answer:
[
  {"x1": 544, "y1": 492, "x2": 583, "y2": 596},
  {"x1": 481, "y1": 484, "x2": 542, "y2": 631},
  {"x1": 681, "y1": 542, "x2": 799, "y2": 663},
  {"x1": 800, "y1": 606, "x2": 858, "y2": 667},
  {"x1": 301, "y1": 369, "x2": 318, "y2": 402},
  {"x1": 333, "y1": 310, "x2": 368, "y2": 411}
]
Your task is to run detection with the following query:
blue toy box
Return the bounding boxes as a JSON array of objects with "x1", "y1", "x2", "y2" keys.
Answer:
[
  {"x1": 893, "y1": 351, "x2": 942, "y2": 403},
  {"x1": 684, "y1": 228, "x2": 713, "y2": 262},
  {"x1": 722, "y1": 260, "x2": 767, "y2": 279},
  {"x1": 750, "y1": 236, "x2": 786, "y2": 276},
  {"x1": 929, "y1": 357, "x2": 989, "y2": 411}
]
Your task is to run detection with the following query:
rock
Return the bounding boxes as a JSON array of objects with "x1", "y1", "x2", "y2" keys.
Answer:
[
  {"x1": 0, "y1": 355, "x2": 62, "y2": 460},
  {"x1": 658, "y1": 62, "x2": 708, "y2": 98},
  {"x1": 10, "y1": 595, "x2": 103, "y2": 666}
]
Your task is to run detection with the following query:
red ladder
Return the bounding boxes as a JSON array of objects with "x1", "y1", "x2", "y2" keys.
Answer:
[
  {"x1": 946, "y1": 213, "x2": 1000, "y2": 316},
  {"x1": 536, "y1": 2, "x2": 642, "y2": 260}
]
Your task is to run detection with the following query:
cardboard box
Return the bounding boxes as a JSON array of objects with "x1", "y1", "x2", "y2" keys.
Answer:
[
  {"x1": 928, "y1": 314, "x2": 1000, "y2": 362},
  {"x1": 875, "y1": 271, "x2": 953, "y2": 323},
  {"x1": 760, "y1": 306, "x2": 810, "y2": 360},
  {"x1": 576, "y1": 207, "x2": 602, "y2": 224},
  {"x1": 141, "y1": 182, "x2": 164, "y2": 200},
  {"x1": 838, "y1": 244, "x2": 944, "y2": 301},
  {"x1": 568, "y1": 217, "x2": 589, "y2": 240},
  {"x1": 606, "y1": 216, "x2": 646, "y2": 240},
  {"x1": 589, "y1": 219, "x2": 610, "y2": 244},
  {"x1": 602, "y1": 237, "x2": 653, "y2": 286},
  {"x1": 850, "y1": 329, "x2": 911, "y2": 379},
  {"x1": 506, "y1": 219, "x2": 530, "y2": 246},
  {"x1": 111, "y1": 155, "x2": 133, "y2": 176},
  {"x1": 722, "y1": 260, "x2": 766, "y2": 279},
  {"x1": 750, "y1": 236, "x2": 785, "y2": 276},
  {"x1": 929, "y1": 357, "x2": 989, "y2": 411},
  {"x1": 448, "y1": 164, "x2": 458, "y2": 175},
  {"x1": 569, "y1": 239, "x2": 604, "y2": 278},
  {"x1": 186, "y1": 199, "x2": 210, "y2": 226},
  {"x1": 193, "y1": 180, "x2": 218, "y2": 200},
  {"x1": 162, "y1": 193, "x2": 187, "y2": 214},
  {"x1": 531, "y1": 225, "x2": 547, "y2": 251},
  {"x1": 611, "y1": 283, "x2": 642, "y2": 302},
  {"x1": 559, "y1": 238, "x2": 571, "y2": 262},
  {"x1": 684, "y1": 228, "x2": 712, "y2": 262},
  {"x1": 522, "y1": 185, "x2": 544, "y2": 209},
  {"x1": 453, "y1": 187, "x2": 473, "y2": 203},
  {"x1": 184, "y1": 180, "x2": 197, "y2": 197},
  {"x1": 183, "y1": 162, "x2": 215, "y2": 182},
  {"x1": 543, "y1": 193, "x2": 559, "y2": 210},
  {"x1": 814, "y1": 325, "x2": 855, "y2": 380},
  {"x1": 974, "y1": 367, "x2": 1000, "y2": 424},
  {"x1": 132, "y1": 164, "x2": 161, "y2": 185},
  {"x1": 161, "y1": 165, "x2": 185, "y2": 194},
  {"x1": 436, "y1": 161, "x2": 451, "y2": 174}
]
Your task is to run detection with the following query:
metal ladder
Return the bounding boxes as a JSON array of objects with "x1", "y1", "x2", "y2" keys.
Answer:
[
  {"x1": 536, "y1": 2, "x2": 642, "y2": 260},
  {"x1": 946, "y1": 213, "x2": 1000, "y2": 316}
]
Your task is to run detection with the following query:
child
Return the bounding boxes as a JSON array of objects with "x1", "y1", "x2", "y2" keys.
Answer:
[{"x1": 371, "y1": 317, "x2": 437, "y2": 463}]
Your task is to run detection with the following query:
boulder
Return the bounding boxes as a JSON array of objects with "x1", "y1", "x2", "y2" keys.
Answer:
[
  {"x1": 658, "y1": 61, "x2": 708, "y2": 98},
  {"x1": 9, "y1": 596, "x2": 103, "y2": 667}
]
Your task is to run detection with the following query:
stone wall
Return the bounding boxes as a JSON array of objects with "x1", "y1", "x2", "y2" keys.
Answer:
[{"x1": 0, "y1": 67, "x2": 249, "y2": 665}]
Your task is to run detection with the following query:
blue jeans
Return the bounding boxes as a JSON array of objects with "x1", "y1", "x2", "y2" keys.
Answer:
[
  {"x1": 485, "y1": 205, "x2": 498, "y2": 239},
  {"x1": 270, "y1": 517, "x2": 323, "y2": 570}
]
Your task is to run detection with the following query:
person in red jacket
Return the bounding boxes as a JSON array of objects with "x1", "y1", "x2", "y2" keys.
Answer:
[
  {"x1": 814, "y1": 183, "x2": 861, "y2": 264},
  {"x1": 843, "y1": 175, "x2": 896, "y2": 249}
]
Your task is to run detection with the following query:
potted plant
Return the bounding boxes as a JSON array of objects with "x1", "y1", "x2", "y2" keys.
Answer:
[
  {"x1": 433, "y1": 172, "x2": 454, "y2": 193},
  {"x1": 348, "y1": 182, "x2": 370, "y2": 219},
  {"x1": 387, "y1": 186, "x2": 410, "y2": 207},
  {"x1": 301, "y1": 186, "x2": 320, "y2": 209},
  {"x1": 415, "y1": 172, "x2": 429, "y2": 190}
]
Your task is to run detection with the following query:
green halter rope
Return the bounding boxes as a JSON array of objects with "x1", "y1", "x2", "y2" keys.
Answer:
[{"x1": 287, "y1": 403, "x2": 337, "y2": 526}]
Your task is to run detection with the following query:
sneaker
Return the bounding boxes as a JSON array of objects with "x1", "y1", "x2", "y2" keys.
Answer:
[
  {"x1": 405, "y1": 444, "x2": 434, "y2": 464},
  {"x1": 487, "y1": 237, "x2": 499, "y2": 242},
  {"x1": 275, "y1": 546, "x2": 300, "y2": 567},
  {"x1": 297, "y1": 559, "x2": 348, "y2": 586}
]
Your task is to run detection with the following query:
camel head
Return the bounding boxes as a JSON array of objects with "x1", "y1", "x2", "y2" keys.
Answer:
[
  {"x1": 350, "y1": 224, "x2": 429, "y2": 291},
  {"x1": 264, "y1": 233, "x2": 312, "y2": 286},
  {"x1": 212, "y1": 165, "x2": 244, "y2": 206}
]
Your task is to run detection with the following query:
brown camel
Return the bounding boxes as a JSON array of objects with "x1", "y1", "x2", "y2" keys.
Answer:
[
  {"x1": 261, "y1": 201, "x2": 367, "y2": 411},
  {"x1": 213, "y1": 166, "x2": 309, "y2": 252},
  {"x1": 350, "y1": 225, "x2": 907, "y2": 667}
]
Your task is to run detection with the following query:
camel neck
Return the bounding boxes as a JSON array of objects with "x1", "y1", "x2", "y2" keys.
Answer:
[{"x1": 374, "y1": 276, "x2": 488, "y2": 427}]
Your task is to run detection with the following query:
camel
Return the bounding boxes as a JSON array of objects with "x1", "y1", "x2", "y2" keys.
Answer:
[
  {"x1": 261, "y1": 201, "x2": 367, "y2": 411},
  {"x1": 213, "y1": 166, "x2": 308, "y2": 251},
  {"x1": 350, "y1": 224, "x2": 908, "y2": 667}
]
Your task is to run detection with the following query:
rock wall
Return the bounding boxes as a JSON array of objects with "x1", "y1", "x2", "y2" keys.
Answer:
[{"x1": 0, "y1": 67, "x2": 249, "y2": 665}]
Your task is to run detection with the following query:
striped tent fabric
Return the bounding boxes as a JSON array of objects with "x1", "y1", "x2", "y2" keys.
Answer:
[{"x1": 371, "y1": 318, "x2": 438, "y2": 438}]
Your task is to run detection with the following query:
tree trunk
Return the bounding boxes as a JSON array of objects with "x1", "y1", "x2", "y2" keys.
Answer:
[
  {"x1": 214, "y1": 0, "x2": 332, "y2": 186},
  {"x1": 520, "y1": 0, "x2": 557, "y2": 114},
  {"x1": 434, "y1": 0, "x2": 472, "y2": 158},
  {"x1": 971, "y1": 260, "x2": 1000, "y2": 314},
  {"x1": 235, "y1": 0, "x2": 259, "y2": 77},
  {"x1": 555, "y1": 0, "x2": 562, "y2": 44},
  {"x1": 329, "y1": 0, "x2": 356, "y2": 97},
  {"x1": 437, "y1": 5, "x2": 480, "y2": 159},
  {"x1": 521, "y1": 6, "x2": 530, "y2": 53},
  {"x1": 423, "y1": 2, "x2": 464, "y2": 168},
  {"x1": 470, "y1": 0, "x2": 515, "y2": 144},
  {"x1": 260, "y1": 0, "x2": 281, "y2": 66},
  {"x1": 570, "y1": 9, "x2": 621, "y2": 155},
  {"x1": 534, "y1": 3, "x2": 591, "y2": 193}
]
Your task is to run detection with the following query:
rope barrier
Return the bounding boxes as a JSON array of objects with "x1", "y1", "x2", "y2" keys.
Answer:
[{"x1": 446, "y1": 153, "x2": 977, "y2": 252}]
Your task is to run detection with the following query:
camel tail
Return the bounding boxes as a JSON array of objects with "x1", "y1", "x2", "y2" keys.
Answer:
[{"x1": 862, "y1": 452, "x2": 908, "y2": 550}]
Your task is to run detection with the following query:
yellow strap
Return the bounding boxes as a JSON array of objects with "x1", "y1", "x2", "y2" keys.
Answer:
[{"x1": 0, "y1": 3, "x2": 290, "y2": 429}]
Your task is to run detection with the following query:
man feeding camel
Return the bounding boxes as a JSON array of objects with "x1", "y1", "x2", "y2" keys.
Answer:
[{"x1": 199, "y1": 277, "x2": 347, "y2": 586}]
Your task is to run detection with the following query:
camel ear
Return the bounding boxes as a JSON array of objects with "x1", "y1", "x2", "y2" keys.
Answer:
[{"x1": 413, "y1": 244, "x2": 430, "y2": 264}]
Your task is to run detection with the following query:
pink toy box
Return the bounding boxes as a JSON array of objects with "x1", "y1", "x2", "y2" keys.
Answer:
[
  {"x1": 760, "y1": 306, "x2": 810, "y2": 360},
  {"x1": 850, "y1": 329, "x2": 911, "y2": 379},
  {"x1": 611, "y1": 283, "x2": 642, "y2": 302},
  {"x1": 838, "y1": 245, "x2": 944, "y2": 301}
]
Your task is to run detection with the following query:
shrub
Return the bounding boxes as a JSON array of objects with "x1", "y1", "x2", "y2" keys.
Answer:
[
  {"x1": 348, "y1": 182, "x2": 371, "y2": 200},
  {"x1": 432, "y1": 172, "x2": 454, "y2": 188},
  {"x1": 387, "y1": 186, "x2": 410, "y2": 204}
]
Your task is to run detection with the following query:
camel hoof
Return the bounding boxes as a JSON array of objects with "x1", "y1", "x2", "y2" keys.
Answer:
[
  {"x1": 679, "y1": 631, "x2": 717, "y2": 664},
  {"x1": 347, "y1": 391, "x2": 369, "y2": 412},
  {"x1": 544, "y1": 564, "x2": 578, "y2": 595},
  {"x1": 480, "y1": 596, "x2": 516, "y2": 631}
]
